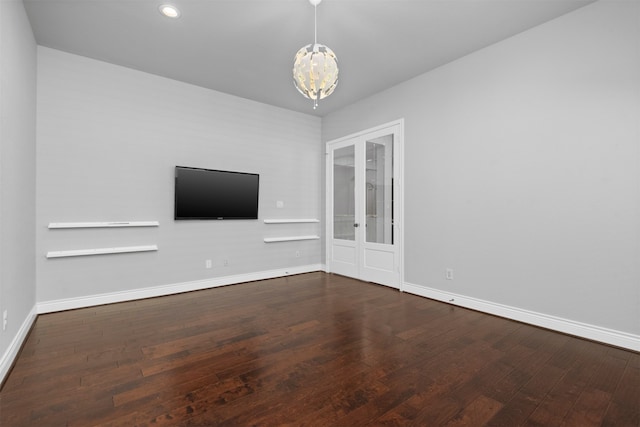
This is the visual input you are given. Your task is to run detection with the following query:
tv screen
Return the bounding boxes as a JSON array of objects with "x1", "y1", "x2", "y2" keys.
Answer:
[{"x1": 174, "y1": 166, "x2": 259, "y2": 220}]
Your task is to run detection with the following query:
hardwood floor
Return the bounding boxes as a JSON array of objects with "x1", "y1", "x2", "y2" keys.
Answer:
[{"x1": 1, "y1": 272, "x2": 638, "y2": 426}]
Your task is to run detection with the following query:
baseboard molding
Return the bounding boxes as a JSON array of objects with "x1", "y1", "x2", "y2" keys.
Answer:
[
  {"x1": 0, "y1": 305, "x2": 37, "y2": 387},
  {"x1": 37, "y1": 264, "x2": 324, "y2": 314},
  {"x1": 403, "y1": 282, "x2": 640, "y2": 352}
]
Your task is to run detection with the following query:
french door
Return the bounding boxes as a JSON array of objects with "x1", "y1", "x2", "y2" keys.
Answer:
[{"x1": 326, "y1": 120, "x2": 403, "y2": 289}]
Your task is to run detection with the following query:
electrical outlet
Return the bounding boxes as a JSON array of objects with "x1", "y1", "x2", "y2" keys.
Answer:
[
  {"x1": 295, "y1": 251, "x2": 300, "y2": 258},
  {"x1": 223, "y1": 259, "x2": 229, "y2": 267},
  {"x1": 2, "y1": 310, "x2": 7, "y2": 331},
  {"x1": 205, "y1": 259, "x2": 212, "y2": 269},
  {"x1": 445, "y1": 268, "x2": 454, "y2": 280}
]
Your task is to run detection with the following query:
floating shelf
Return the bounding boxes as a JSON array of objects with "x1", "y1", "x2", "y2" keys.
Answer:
[
  {"x1": 46, "y1": 245, "x2": 158, "y2": 259},
  {"x1": 263, "y1": 235, "x2": 320, "y2": 243},
  {"x1": 263, "y1": 219, "x2": 320, "y2": 224},
  {"x1": 49, "y1": 221, "x2": 159, "y2": 229}
]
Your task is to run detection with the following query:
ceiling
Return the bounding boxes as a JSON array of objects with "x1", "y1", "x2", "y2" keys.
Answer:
[{"x1": 24, "y1": 0, "x2": 595, "y2": 117}]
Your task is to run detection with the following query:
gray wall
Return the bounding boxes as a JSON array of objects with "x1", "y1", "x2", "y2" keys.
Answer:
[
  {"x1": 36, "y1": 47, "x2": 322, "y2": 303},
  {"x1": 323, "y1": 0, "x2": 639, "y2": 335},
  {"x1": 0, "y1": 0, "x2": 37, "y2": 364}
]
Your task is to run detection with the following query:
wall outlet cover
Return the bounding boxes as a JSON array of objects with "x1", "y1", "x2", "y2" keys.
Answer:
[{"x1": 446, "y1": 269, "x2": 454, "y2": 280}]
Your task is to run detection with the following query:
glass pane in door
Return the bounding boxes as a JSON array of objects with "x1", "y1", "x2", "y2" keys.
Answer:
[
  {"x1": 333, "y1": 145, "x2": 355, "y2": 240},
  {"x1": 366, "y1": 135, "x2": 394, "y2": 244}
]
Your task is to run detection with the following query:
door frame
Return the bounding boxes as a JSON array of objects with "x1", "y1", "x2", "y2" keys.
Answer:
[{"x1": 325, "y1": 119, "x2": 405, "y2": 290}]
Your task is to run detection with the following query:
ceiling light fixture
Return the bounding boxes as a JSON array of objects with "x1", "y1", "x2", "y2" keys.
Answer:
[
  {"x1": 292, "y1": 0, "x2": 338, "y2": 109},
  {"x1": 159, "y1": 4, "x2": 180, "y2": 18}
]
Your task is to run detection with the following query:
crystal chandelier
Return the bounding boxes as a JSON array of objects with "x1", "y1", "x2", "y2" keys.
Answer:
[{"x1": 293, "y1": 0, "x2": 338, "y2": 109}]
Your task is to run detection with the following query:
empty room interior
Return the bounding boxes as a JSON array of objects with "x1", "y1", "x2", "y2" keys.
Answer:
[{"x1": 1, "y1": 0, "x2": 638, "y2": 425}]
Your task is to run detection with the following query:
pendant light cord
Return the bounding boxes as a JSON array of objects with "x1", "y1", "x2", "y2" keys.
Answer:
[{"x1": 314, "y1": 3, "x2": 317, "y2": 45}]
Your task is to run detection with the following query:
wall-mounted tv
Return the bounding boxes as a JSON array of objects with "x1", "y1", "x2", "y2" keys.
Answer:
[{"x1": 174, "y1": 166, "x2": 259, "y2": 220}]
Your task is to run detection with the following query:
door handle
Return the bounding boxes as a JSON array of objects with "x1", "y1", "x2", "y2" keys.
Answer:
[{"x1": 353, "y1": 223, "x2": 360, "y2": 228}]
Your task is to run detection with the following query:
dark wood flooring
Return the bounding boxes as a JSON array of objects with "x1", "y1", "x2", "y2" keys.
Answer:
[{"x1": 0, "y1": 272, "x2": 638, "y2": 426}]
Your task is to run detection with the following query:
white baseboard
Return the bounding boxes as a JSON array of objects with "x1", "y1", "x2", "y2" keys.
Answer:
[
  {"x1": 402, "y1": 282, "x2": 639, "y2": 352},
  {"x1": 0, "y1": 305, "x2": 37, "y2": 386},
  {"x1": 37, "y1": 264, "x2": 324, "y2": 314}
]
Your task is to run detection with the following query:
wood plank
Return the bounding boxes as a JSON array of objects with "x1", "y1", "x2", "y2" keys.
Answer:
[
  {"x1": 444, "y1": 395, "x2": 504, "y2": 427},
  {"x1": 601, "y1": 364, "x2": 640, "y2": 426}
]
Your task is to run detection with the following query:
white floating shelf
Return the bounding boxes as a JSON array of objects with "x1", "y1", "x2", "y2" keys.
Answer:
[
  {"x1": 46, "y1": 245, "x2": 158, "y2": 259},
  {"x1": 48, "y1": 221, "x2": 159, "y2": 229},
  {"x1": 263, "y1": 235, "x2": 320, "y2": 243},
  {"x1": 263, "y1": 219, "x2": 320, "y2": 224}
]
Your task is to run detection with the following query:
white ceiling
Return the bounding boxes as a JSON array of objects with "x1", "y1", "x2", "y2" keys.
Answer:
[{"x1": 24, "y1": 0, "x2": 595, "y2": 116}]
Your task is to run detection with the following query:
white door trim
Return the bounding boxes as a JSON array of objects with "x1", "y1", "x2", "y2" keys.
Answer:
[{"x1": 325, "y1": 119, "x2": 405, "y2": 290}]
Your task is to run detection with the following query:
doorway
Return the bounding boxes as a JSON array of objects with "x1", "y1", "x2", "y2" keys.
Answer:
[{"x1": 325, "y1": 120, "x2": 404, "y2": 288}]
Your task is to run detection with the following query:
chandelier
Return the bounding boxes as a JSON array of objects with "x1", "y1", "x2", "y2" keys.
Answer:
[{"x1": 293, "y1": 0, "x2": 338, "y2": 109}]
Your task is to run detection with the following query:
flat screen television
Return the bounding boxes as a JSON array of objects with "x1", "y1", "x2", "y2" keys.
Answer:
[{"x1": 174, "y1": 166, "x2": 259, "y2": 220}]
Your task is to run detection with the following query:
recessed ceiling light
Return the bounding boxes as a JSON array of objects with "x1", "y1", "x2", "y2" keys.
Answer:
[{"x1": 159, "y1": 4, "x2": 180, "y2": 18}]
